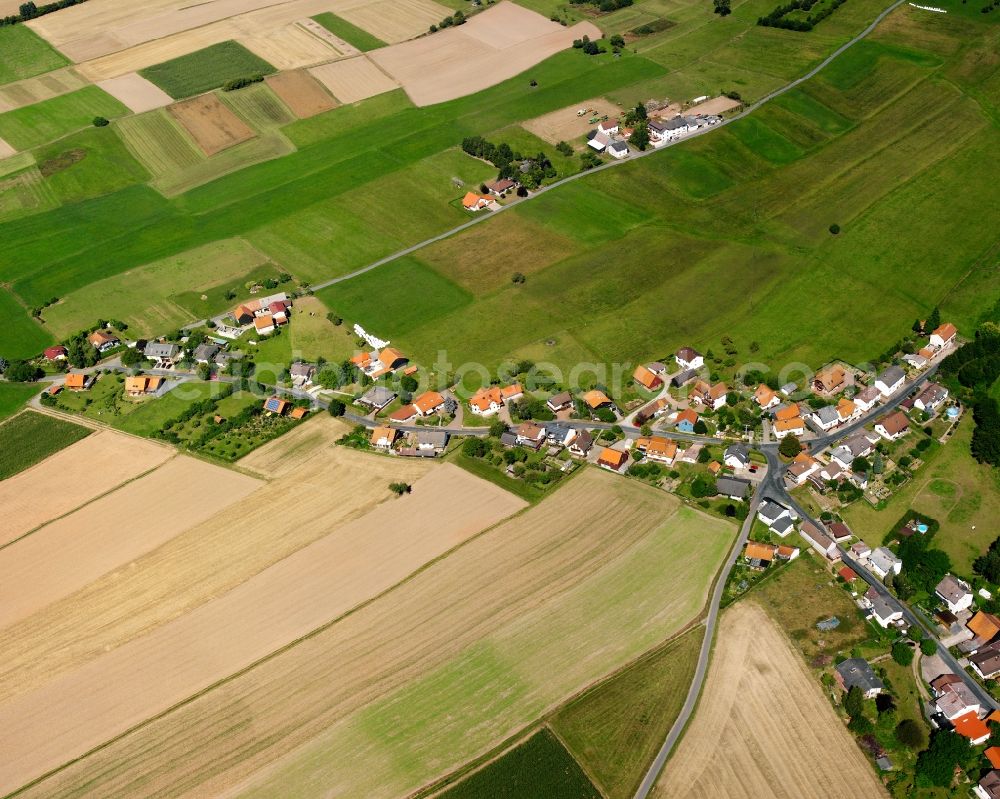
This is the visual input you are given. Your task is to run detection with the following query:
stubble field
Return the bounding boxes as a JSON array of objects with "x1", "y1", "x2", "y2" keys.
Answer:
[
  {"x1": 168, "y1": 94, "x2": 256, "y2": 156},
  {"x1": 265, "y1": 69, "x2": 338, "y2": 117},
  {"x1": 653, "y1": 602, "x2": 888, "y2": 799}
]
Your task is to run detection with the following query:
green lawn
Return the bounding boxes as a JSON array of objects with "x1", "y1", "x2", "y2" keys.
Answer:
[
  {"x1": 139, "y1": 41, "x2": 276, "y2": 100},
  {"x1": 0, "y1": 381, "x2": 39, "y2": 422},
  {"x1": 0, "y1": 410, "x2": 91, "y2": 480},
  {"x1": 0, "y1": 286, "x2": 53, "y2": 359},
  {"x1": 0, "y1": 86, "x2": 129, "y2": 151},
  {"x1": 0, "y1": 25, "x2": 68, "y2": 84},
  {"x1": 312, "y1": 12, "x2": 387, "y2": 52},
  {"x1": 551, "y1": 627, "x2": 704, "y2": 799},
  {"x1": 436, "y1": 729, "x2": 600, "y2": 799}
]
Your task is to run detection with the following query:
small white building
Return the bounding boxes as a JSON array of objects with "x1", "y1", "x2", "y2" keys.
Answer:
[
  {"x1": 674, "y1": 346, "x2": 704, "y2": 371},
  {"x1": 936, "y1": 574, "x2": 974, "y2": 614},
  {"x1": 607, "y1": 141, "x2": 629, "y2": 159},
  {"x1": 868, "y1": 547, "x2": 902, "y2": 580},
  {"x1": 874, "y1": 365, "x2": 905, "y2": 397}
]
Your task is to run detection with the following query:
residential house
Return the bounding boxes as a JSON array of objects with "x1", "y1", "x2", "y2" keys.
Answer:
[
  {"x1": 903, "y1": 352, "x2": 929, "y2": 369},
  {"x1": 915, "y1": 383, "x2": 949, "y2": 414},
  {"x1": 850, "y1": 541, "x2": 871, "y2": 562},
  {"x1": 124, "y1": 375, "x2": 163, "y2": 396},
  {"x1": 829, "y1": 445, "x2": 856, "y2": 470},
  {"x1": 516, "y1": 422, "x2": 546, "y2": 449},
  {"x1": 777, "y1": 545, "x2": 800, "y2": 560},
  {"x1": 587, "y1": 131, "x2": 611, "y2": 152},
  {"x1": 774, "y1": 416, "x2": 805, "y2": 439},
  {"x1": 568, "y1": 429, "x2": 594, "y2": 457},
  {"x1": 582, "y1": 389, "x2": 614, "y2": 412},
  {"x1": 968, "y1": 611, "x2": 1000, "y2": 648},
  {"x1": 875, "y1": 411, "x2": 910, "y2": 441},
  {"x1": 88, "y1": 330, "x2": 119, "y2": 353},
  {"x1": 289, "y1": 407, "x2": 308, "y2": 420},
  {"x1": 834, "y1": 657, "x2": 884, "y2": 698},
  {"x1": 232, "y1": 304, "x2": 255, "y2": 325},
  {"x1": 269, "y1": 300, "x2": 290, "y2": 325},
  {"x1": 358, "y1": 386, "x2": 397, "y2": 412},
  {"x1": 786, "y1": 452, "x2": 820, "y2": 485},
  {"x1": 607, "y1": 141, "x2": 629, "y2": 159},
  {"x1": 263, "y1": 396, "x2": 290, "y2": 415},
  {"x1": 801, "y1": 522, "x2": 839, "y2": 560},
  {"x1": 724, "y1": 443, "x2": 750, "y2": 470},
  {"x1": 930, "y1": 322, "x2": 957, "y2": 350},
  {"x1": 633, "y1": 364, "x2": 663, "y2": 391},
  {"x1": 703, "y1": 382, "x2": 729, "y2": 410},
  {"x1": 972, "y1": 642, "x2": 1000, "y2": 680},
  {"x1": 254, "y1": 315, "x2": 275, "y2": 336},
  {"x1": 469, "y1": 384, "x2": 523, "y2": 416},
  {"x1": 485, "y1": 178, "x2": 516, "y2": 196},
  {"x1": 757, "y1": 499, "x2": 793, "y2": 529},
  {"x1": 869, "y1": 547, "x2": 902, "y2": 579},
  {"x1": 647, "y1": 362, "x2": 667, "y2": 376},
  {"x1": 635, "y1": 398, "x2": 670, "y2": 425},
  {"x1": 936, "y1": 574, "x2": 974, "y2": 614},
  {"x1": 645, "y1": 436, "x2": 677, "y2": 465},
  {"x1": 853, "y1": 385, "x2": 881, "y2": 413},
  {"x1": 708, "y1": 461, "x2": 722, "y2": 476},
  {"x1": 811, "y1": 405, "x2": 842, "y2": 432},
  {"x1": 817, "y1": 460, "x2": 844, "y2": 485},
  {"x1": 462, "y1": 192, "x2": 492, "y2": 211},
  {"x1": 813, "y1": 364, "x2": 847, "y2": 394},
  {"x1": 352, "y1": 346, "x2": 408, "y2": 379},
  {"x1": 716, "y1": 476, "x2": 750, "y2": 500},
  {"x1": 597, "y1": 447, "x2": 628, "y2": 472},
  {"x1": 649, "y1": 116, "x2": 689, "y2": 143},
  {"x1": 290, "y1": 362, "x2": 316, "y2": 388},
  {"x1": 43, "y1": 345, "x2": 67, "y2": 361},
  {"x1": 754, "y1": 384, "x2": 780, "y2": 410},
  {"x1": 934, "y1": 679, "x2": 980, "y2": 720},
  {"x1": 836, "y1": 397, "x2": 859, "y2": 423},
  {"x1": 370, "y1": 426, "x2": 399, "y2": 450},
  {"x1": 839, "y1": 566, "x2": 858, "y2": 582},
  {"x1": 779, "y1": 382, "x2": 798, "y2": 397},
  {"x1": 545, "y1": 423, "x2": 575, "y2": 448},
  {"x1": 63, "y1": 372, "x2": 93, "y2": 391},
  {"x1": 674, "y1": 347, "x2": 704, "y2": 370},
  {"x1": 953, "y1": 711, "x2": 991, "y2": 745},
  {"x1": 413, "y1": 391, "x2": 446, "y2": 417},
  {"x1": 145, "y1": 342, "x2": 180, "y2": 364},
  {"x1": 827, "y1": 521, "x2": 853, "y2": 543},
  {"x1": 875, "y1": 365, "x2": 905, "y2": 397},
  {"x1": 744, "y1": 541, "x2": 778, "y2": 569},
  {"x1": 192, "y1": 343, "x2": 220, "y2": 364},
  {"x1": 388, "y1": 404, "x2": 417, "y2": 423},
  {"x1": 547, "y1": 391, "x2": 573, "y2": 413},
  {"x1": 598, "y1": 118, "x2": 619, "y2": 135},
  {"x1": 675, "y1": 408, "x2": 698, "y2": 433},
  {"x1": 417, "y1": 430, "x2": 449, "y2": 451},
  {"x1": 975, "y1": 770, "x2": 1000, "y2": 799},
  {"x1": 987, "y1": 748, "x2": 1000, "y2": 770},
  {"x1": 864, "y1": 587, "x2": 903, "y2": 628}
]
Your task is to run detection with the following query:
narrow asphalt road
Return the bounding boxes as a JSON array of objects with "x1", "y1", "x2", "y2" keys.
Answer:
[
  {"x1": 307, "y1": 0, "x2": 908, "y2": 296},
  {"x1": 632, "y1": 486, "x2": 762, "y2": 799}
]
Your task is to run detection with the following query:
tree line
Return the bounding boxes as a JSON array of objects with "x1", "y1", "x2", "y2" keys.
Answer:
[
  {"x1": 1, "y1": 0, "x2": 87, "y2": 27},
  {"x1": 756, "y1": 0, "x2": 846, "y2": 31},
  {"x1": 939, "y1": 322, "x2": 1000, "y2": 466}
]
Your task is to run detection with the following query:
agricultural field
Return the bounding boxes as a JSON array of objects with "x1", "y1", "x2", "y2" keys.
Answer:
[
  {"x1": 552, "y1": 626, "x2": 704, "y2": 799},
  {"x1": 437, "y1": 729, "x2": 601, "y2": 799},
  {"x1": 312, "y1": 11, "x2": 387, "y2": 52},
  {"x1": 0, "y1": 410, "x2": 90, "y2": 482},
  {"x1": 265, "y1": 69, "x2": 338, "y2": 117},
  {"x1": 139, "y1": 41, "x2": 276, "y2": 100},
  {"x1": 652, "y1": 602, "x2": 889, "y2": 799},
  {"x1": 168, "y1": 93, "x2": 256, "y2": 156},
  {"x1": 218, "y1": 82, "x2": 295, "y2": 130},
  {"x1": 0, "y1": 85, "x2": 129, "y2": 151},
  {"x1": 0, "y1": 67, "x2": 88, "y2": 114},
  {"x1": 7, "y1": 468, "x2": 734, "y2": 797},
  {"x1": 288, "y1": 294, "x2": 359, "y2": 363},
  {"x1": 0, "y1": 426, "x2": 171, "y2": 546},
  {"x1": 308, "y1": 56, "x2": 400, "y2": 103},
  {"x1": 95, "y1": 72, "x2": 173, "y2": 113},
  {"x1": 0, "y1": 25, "x2": 67, "y2": 84},
  {"x1": 843, "y1": 416, "x2": 1000, "y2": 574},
  {"x1": 0, "y1": 381, "x2": 38, "y2": 422}
]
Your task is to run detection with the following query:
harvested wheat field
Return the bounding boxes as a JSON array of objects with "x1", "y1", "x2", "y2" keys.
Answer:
[
  {"x1": 265, "y1": 69, "x2": 337, "y2": 118},
  {"x1": 653, "y1": 602, "x2": 888, "y2": 799},
  {"x1": 13, "y1": 470, "x2": 735, "y2": 799},
  {"x1": 0, "y1": 456, "x2": 261, "y2": 630},
  {"x1": 239, "y1": 21, "x2": 350, "y2": 71},
  {"x1": 96, "y1": 72, "x2": 173, "y2": 113},
  {"x1": 0, "y1": 458, "x2": 525, "y2": 794},
  {"x1": 168, "y1": 94, "x2": 255, "y2": 155},
  {"x1": 333, "y1": 0, "x2": 447, "y2": 43},
  {"x1": 370, "y1": 2, "x2": 601, "y2": 106},
  {"x1": 309, "y1": 56, "x2": 399, "y2": 104},
  {"x1": 0, "y1": 429, "x2": 172, "y2": 546},
  {"x1": 523, "y1": 97, "x2": 625, "y2": 145},
  {"x1": 0, "y1": 418, "x2": 435, "y2": 704},
  {"x1": 0, "y1": 67, "x2": 89, "y2": 114},
  {"x1": 0, "y1": 136, "x2": 15, "y2": 158}
]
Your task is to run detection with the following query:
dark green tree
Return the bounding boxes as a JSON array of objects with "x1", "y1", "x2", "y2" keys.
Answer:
[{"x1": 779, "y1": 434, "x2": 801, "y2": 458}]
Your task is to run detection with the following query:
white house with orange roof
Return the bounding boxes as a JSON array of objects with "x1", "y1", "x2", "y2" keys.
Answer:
[
  {"x1": 754, "y1": 384, "x2": 780, "y2": 410},
  {"x1": 469, "y1": 384, "x2": 523, "y2": 416},
  {"x1": 462, "y1": 192, "x2": 493, "y2": 211},
  {"x1": 930, "y1": 322, "x2": 957, "y2": 350},
  {"x1": 413, "y1": 391, "x2": 446, "y2": 417}
]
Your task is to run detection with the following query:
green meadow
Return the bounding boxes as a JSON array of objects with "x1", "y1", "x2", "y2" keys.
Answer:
[
  {"x1": 0, "y1": 25, "x2": 67, "y2": 85},
  {"x1": 0, "y1": 86, "x2": 129, "y2": 150},
  {"x1": 312, "y1": 12, "x2": 387, "y2": 51},
  {"x1": 138, "y1": 41, "x2": 276, "y2": 99}
]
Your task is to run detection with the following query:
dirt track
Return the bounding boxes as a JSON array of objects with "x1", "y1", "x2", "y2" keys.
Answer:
[{"x1": 653, "y1": 602, "x2": 888, "y2": 799}]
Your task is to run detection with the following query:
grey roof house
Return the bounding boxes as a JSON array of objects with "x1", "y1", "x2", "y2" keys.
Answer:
[
  {"x1": 834, "y1": 657, "x2": 884, "y2": 698},
  {"x1": 715, "y1": 476, "x2": 750, "y2": 500}
]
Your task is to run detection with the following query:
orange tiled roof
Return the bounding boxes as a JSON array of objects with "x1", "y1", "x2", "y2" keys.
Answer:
[
  {"x1": 933, "y1": 322, "x2": 957, "y2": 341},
  {"x1": 388, "y1": 404, "x2": 416, "y2": 422},
  {"x1": 775, "y1": 404, "x2": 800, "y2": 421},
  {"x1": 676, "y1": 408, "x2": 698, "y2": 425},
  {"x1": 953, "y1": 711, "x2": 990, "y2": 742},
  {"x1": 64, "y1": 373, "x2": 86, "y2": 389},
  {"x1": 598, "y1": 447, "x2": 626, "y2": 467},
  {"x1": 745, "y1": 541, "x2": 778, "y2": 561},
  {"x1": 646, "y1": 437, "x2": 676, "y2": 459},
  {"x1": 754, "y1": 384, "x2": 776, "y2": 406},
  {"x1": 968, "y1": 611, "x2": 1000, "y2": 641},
  {"x1": 413, "y1": 391, "x2": 444, "y2": 414},
  {"x1": 582, "y1": 389, "x2": 612, "y2": 409},
  {"x1": 775, "y1": 417, "x2": 803, "y2": 432},
  {"x1": 633, "y1": 365, "x2": 661, "y2": 390}
]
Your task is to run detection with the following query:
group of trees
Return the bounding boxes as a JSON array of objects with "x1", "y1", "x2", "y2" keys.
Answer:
[
  {"x1": 974, "y1": 535, "x2": 1000, "y2": 584},
  {"x1": 893, "y1": 528, "x2": 951, "y2": 599},
  {"x1": 429, "y1": 9, "x2": 465, "y2": 31},
  {"x1": 756, "y1": 0, "x2": 846, "y2": 31},
  {"x1": 569, "y1": 0, "x2": 633, "y2": 12},
  {"x1": 222, "y1": 74, "x2": 264, "y2": 92},
  {"x1": 939, "y1": 323, "x2": 1000, "y2": 465},
  {"x1": 1, "y1": 0, "x2": 87, "y2": 27},
  {"x1": 571, "y1": 34, "x2": 604, "y2": 55},
  {"x1": 713, "y1": 0, "x2": 732, "y2": 16},
  {"x1": 460, "y1": 136, "x2": 556, "y2": 189}
]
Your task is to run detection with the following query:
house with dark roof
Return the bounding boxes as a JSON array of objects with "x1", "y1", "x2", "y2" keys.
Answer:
[
  {"x1": 971, "y1": 641, "x2": 1000, "y2": 680},
  {"x1": 358, "y1": 386, "x2": 397, "y2": 411},
  {"x1": 568, "y1": 429, "x2": 593, "y2": 457},
  {"x1": 546, "y1": 391, "x2": 573, "y2": 413},
  {"x1": 674, "y1": 347, "x2": 703, "y2": 370},
  {"x1": 715, "y1": 476, "x2": 750, "y2": 501},
  {"x1": 875, "y1": 411, "x2": 910, "y2": 441},
  {"x1": 875, "y1": 365, "x2": 906, "y2": 397},
  {"x1": 834, "y1": 658, "x2": 884, "y2": 698},
  {"x1": 976, "y1": 770, "x2": 1000, "y2": 799},
  {"x1": 936, "y1": 574, "x2": 973, "y2": 614},
  {"x1": 192, "y1": 343, "x2": 220, "y2": 364},
  {"x1": 915, "y1": 383, "x2": 949, "y2": 414},
  {"x1": 289, "y1": 362, "x2": 316, "y2": 387}
]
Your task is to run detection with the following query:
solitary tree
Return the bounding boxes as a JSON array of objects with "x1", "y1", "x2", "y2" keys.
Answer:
[
  {"x1": 829, "y1": 223, "x2": 840, "y2": 235},
  {"x1": 920, "y1": 638, "x2": 938, "y2": 656},
  {"x1": 896, "y1": 718, "x2": 926, "y2": 749},
  {"x1": 778, "y1": 433, "x2": 802, "y2": 458},
  {"x1": 892, "y1": 641, "x2": 914, "y2": 666},
  {"x1": 327, "y1": 399, "x2": 345, "y2": 417},
  {"x1": 389, "y1": 482, "x2": 411, "y2": 496}
]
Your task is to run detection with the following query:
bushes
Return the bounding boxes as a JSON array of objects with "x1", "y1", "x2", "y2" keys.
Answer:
[
  {"x1": 757, "y1": 0, "x2": 847, "y2": 30},
  {"x1": 0, "y1": 0, "x2": 87, "y2": 27},
  {"x1": 222, "y1": 74, "x2": 264, "y2": 91},
  {"x1": 92, "y1": 116, "x2": 109, "y2": 127},
  {"x1": 891, "y1": 641, "x2": 913, "y2": 666},
  {"x1": 896, "y1": 718, "x2": 926, "y2": 750}
]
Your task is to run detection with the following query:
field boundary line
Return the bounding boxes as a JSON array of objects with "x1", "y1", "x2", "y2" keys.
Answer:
[{"x1": 307, "y1": 0, "x2": 908, "y2": 295}]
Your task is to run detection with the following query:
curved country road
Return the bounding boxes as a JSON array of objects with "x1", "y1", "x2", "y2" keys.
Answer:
[{"x1": 309, "y1": 0, "x2": 907, "y2": 295}]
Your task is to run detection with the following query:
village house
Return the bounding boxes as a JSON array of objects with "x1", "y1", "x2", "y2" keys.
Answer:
[
  {"x1": 388, "y1": 404, "x2": 417, "y2": 423},
  {"x1": 581, "y1": 389, "x2": 614, "y2": 413},
  {"x1": 649, "y1": 116, "x2": 689, "y2": 144},
  {"x1": 290, "y1": 407, "x2": 308, "y2": 420},
  {"x1": 744, "y1": 541, "x2": 778, "y2": 570},
  {"x1": 692, "y1": 380, "x2": 728, "y2": 410},
  {"x1": 836, "y1": 397, "x2": 859, "y2": 423},
  {"x1": 587, "y1": 131, "x2": 611, "y2": 152},
  {"x1": 254, "y1": 315, "x2": 276, "y2": 336},
  {"x1": 853, "y1": 385, "x2": 881, "y2": 413},
  {"x1": 716, "y1": 476, "x2": 750, "y2": 501},
  {"x1": 930, "y1": 322, "x2": 957, "y2": 350},
  {"x1": 811, "y1": 405, "x2": 842, "y2": 432},
  {"x1": 671, "y1": 369, "x2": 698, "y2": 388},
  {"x1": 827, "y1": 521, "x2": 853, "y2": 543},
  {"x1": 263, "y1": 396, "x2": 290, "y2": 415},
  {"x1": 952, "y1": 711, "x2": 991, "y2": 746},
  {"x1": 674, "y1": 408, "x2": 699, "y2": 433},
  {"x1": 546, "y1": 391, "x2": 573, "y2": 413},
  {"x1": 124, "y1": 375, "x2": 163, "y2": 397},
  {"x1": 568, "y1": 429, "x2": 594, "y2": 457},
  {"x1": 633, "y1": 364, "x2": 663, "y2": 391},
  {"x1": 645, "y1": 436, "x2": 677, "y2": 465},
  {"x1": 777, "y1": 545, "x2": 800, "y2": 561},
  {"x1": 516, "y1": 421, "x2": 546, "y2": 449},
  {"x1": 758, "y1": 500, "x2": 795, "y2": 536},
  {"x1": 417, "y1": 430, "x2": 449, "y2": 452},
  {"x1": 607, "y1": 141, "x2": 629, "y2": 160},
  {"x1": 485, "y1": 178, "x2": 516, "y2": 196},
  {"x1": 598, "y1": 118, "x2": 619, "y2": 136},
  {"x1": 933, "y1": 677, "x2": 980, "y2": 720},
  {"x1": 903, "y1": 351, "x2": 929, "y2": 369},
  {"x1": 358, "y1": 386, "x2": 397, "y2": 412},
  {"x1": 801, "y1": 521, "x2": 839, "y2": 560},
  {"x1": 864, "y1": 587, "x2": 903, "y2": 628},
  {"x1": 413, "y1": 391, "x2": 446, "y2": 417},
  {"x1": 875, "y1": 411, "x2": 910, "y2": 441},
  {"x1": 63, "y1": 372, "x2": 94, "y2": 391},
  {"x1": 915, "y1": 383, "x2": 949, "y2": 414},
  {"x1": 289, "y1": 362, "x2": 316, "y2": 388},
  {"x1": 88, "y1": 330, "x2": 119, "y2": 353},
  {"x1": 774, "y1": 416, "x2": 805, "y2": 439},
  {"x1": 835, "y1": 657, "x2": 884, "y2": 698},
  {"x1": 462, "y1": 192, "x2": 493, "y2": 211},
  {"x1": 674, "y1": 346, "x2": 704, "y2": 370},
  {"x1": 192, "y1": 342, "x2": 220, "y2": 364},
  {"x1": 967, "y1": 611, "x2": 1000, "y2": 650},
  {"x1": 971, "y1": 642, "x2": 1000, "y2": 680},
  {"x1": 352, "y1": 347, "x2": 407, "y2": 379},
  {"x1": 43, "y1": 345, "x2": 67, "y2": 361},
  {"x1": 724, "y1": 443, "x2": 750, "y2": 470},
  {"x1": 786, "y1": 452, "x2": 820, "y2": 485},
  {"x1": 868, "y1": 546, "x2": 902, "y2": 579},
  {"x1": 850, "y1": 541, "x2": 872, "y2": 562},
  {"x1": 975, "y1": 770, "x2": 1000, "y2": 799},
  {"x1": 144, "y1": 342, "x2": 180, "y2": 366},
  {"x1": 370, "y1": 426, "x2": 399, "y2": 450},
  {"x1": 754, "y1": 384, "x2": 780, "y2": 410},
  {"x1": 875, "y1": 365, "x2": 905, "y2": 397},
  {"x1": 936, "y1": 574, "x2": 974, "y2": 614},
  {"x1": 232, "y1": 304, "x2": 255, "y2": 325},
  {"x1": 469, "y1": 384, "x2": 523, "y2": 416},
  {"x1": 813, "y1": 364, "x2": 847, "y2": 394},
  {"x1": 597, "y1": 447, "x2": 628, "y2": 472},
  {"x1": 545, "y1": 423, "x2": 575, "y2": 448}
]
